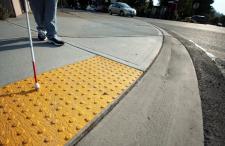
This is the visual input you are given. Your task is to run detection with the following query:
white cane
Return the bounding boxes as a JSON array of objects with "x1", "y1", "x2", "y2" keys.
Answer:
[{"x1": 24, "y1": 0, "x2": 40, "y2": 90}]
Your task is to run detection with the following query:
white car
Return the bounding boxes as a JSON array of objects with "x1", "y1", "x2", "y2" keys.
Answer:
[{"x1": 108, "y1": 2, "x2": 136, "y2": 17}]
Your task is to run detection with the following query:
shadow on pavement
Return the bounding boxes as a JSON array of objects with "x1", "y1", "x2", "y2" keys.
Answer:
[
  {"x1": 0, "y1": 37, "x2": 58, "y2": 51},
  {"x1": 0, "y1": 88, "x2": 36, "y2": 98}
]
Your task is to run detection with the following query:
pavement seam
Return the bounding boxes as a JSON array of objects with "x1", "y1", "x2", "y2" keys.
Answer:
[
  {"x1": 61, "y1": 34, "x2": 163, "y2": 38},
  {"x1": 65, "y1": 42, "x2": 144, "y2": 70},
  {"x1": 5, "y1": 18, "x2": 163, "y2": 71},
  {"x1": 5, "y1": 20, "x2": 164, "y2": 38}
]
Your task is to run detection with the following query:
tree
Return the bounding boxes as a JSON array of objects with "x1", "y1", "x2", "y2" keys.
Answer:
[
  {"x1": 208, "y1": 8, "x2": 225, "y2": 26},
  {"x1": 193, "y1": 0, "x2": 214, "y2": 15},
  {"x1": 159, "y1": 0, "x2": 169, "y2": 6},
  {"x1": 177, "y1": 0, "x2": 193, "y2": 18},
  {"x1": 78, "y1": 0, "x2": 88, "y2": 9},
  {"x1": 220, "y1": 15, "x2": 225, "y2": 26},
  {"x1": 147, "y1": 0, "x2": 153, "y2": 8},
  {"x1": 145, "y1": 0, "x2": 153, "y2": 17},
  {"x1": 0, "y1": 0, "x2": 11, "y2": 20}
]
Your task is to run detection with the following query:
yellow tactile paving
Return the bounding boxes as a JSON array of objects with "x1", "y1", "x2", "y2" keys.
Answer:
[{"x1": 0, "y1": 56, "x2": 143, "y2": 146}]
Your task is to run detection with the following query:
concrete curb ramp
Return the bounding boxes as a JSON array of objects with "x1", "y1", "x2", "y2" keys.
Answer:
[
  {"x1": 0, "y1": 12, "x2": 203, "y2": 146},
  {"x1": 75, "y1": 32, "x2": 204, "y2": 146},
  {"x1": 0, "y1": 13, "x2": 163, "y2": 146}
]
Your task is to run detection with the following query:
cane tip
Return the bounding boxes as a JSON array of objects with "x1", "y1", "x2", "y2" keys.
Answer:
[{"x1": 34, "y1": 83, "x2": 40, "y2": 91}]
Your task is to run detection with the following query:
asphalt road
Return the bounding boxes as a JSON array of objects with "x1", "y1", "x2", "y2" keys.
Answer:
[
  {"x1": 137, "y1": 18, "x2": 225, "y2": 146},
  {"x1": 137, "y1": 18, "x2": 225, "y2": 76}
]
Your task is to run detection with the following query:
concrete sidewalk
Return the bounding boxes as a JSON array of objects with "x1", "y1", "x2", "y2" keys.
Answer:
[
  {"x1": 0, "y1": 12, "x2": 162, "y2": 86},
  {"x1": 0, "y1": 11, "x2": 203, "y2": 146}
]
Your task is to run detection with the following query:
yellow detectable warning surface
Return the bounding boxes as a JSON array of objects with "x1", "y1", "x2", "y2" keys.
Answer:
[{"x1": 0, "y1": 56, "x2": 142, "y2": 146}]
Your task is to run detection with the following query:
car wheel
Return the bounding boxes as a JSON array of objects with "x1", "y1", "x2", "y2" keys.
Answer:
[
  {"x1": 120, "y1": 11, "x2": 124, "y2": 16},
  {"x1": 109, "y1": 10, "x2": 112, "y2": 15}
]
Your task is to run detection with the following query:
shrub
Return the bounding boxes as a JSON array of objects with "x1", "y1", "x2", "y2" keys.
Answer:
[{"x1": 0, "y1": 3, "x2": 10, "y2": 20}]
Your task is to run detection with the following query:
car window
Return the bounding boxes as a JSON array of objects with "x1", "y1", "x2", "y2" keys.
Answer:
[
  {"x1": 120, "y1": 3, "x2": 131, "y2": 8},
  {"x1": 115, "y1": 3, "x2": 120, "y2": 8},
  {"x1": 111, "y1": 4, "x2": 116, "y2": 7}
]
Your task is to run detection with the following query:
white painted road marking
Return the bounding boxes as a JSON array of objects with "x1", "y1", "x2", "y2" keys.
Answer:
[
  {"x1": 170, "y1": 30, "x2": 216, "y2": 61},
  {"x1": 189, "y1": 40, "x2": 216, "y2": 61}
]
